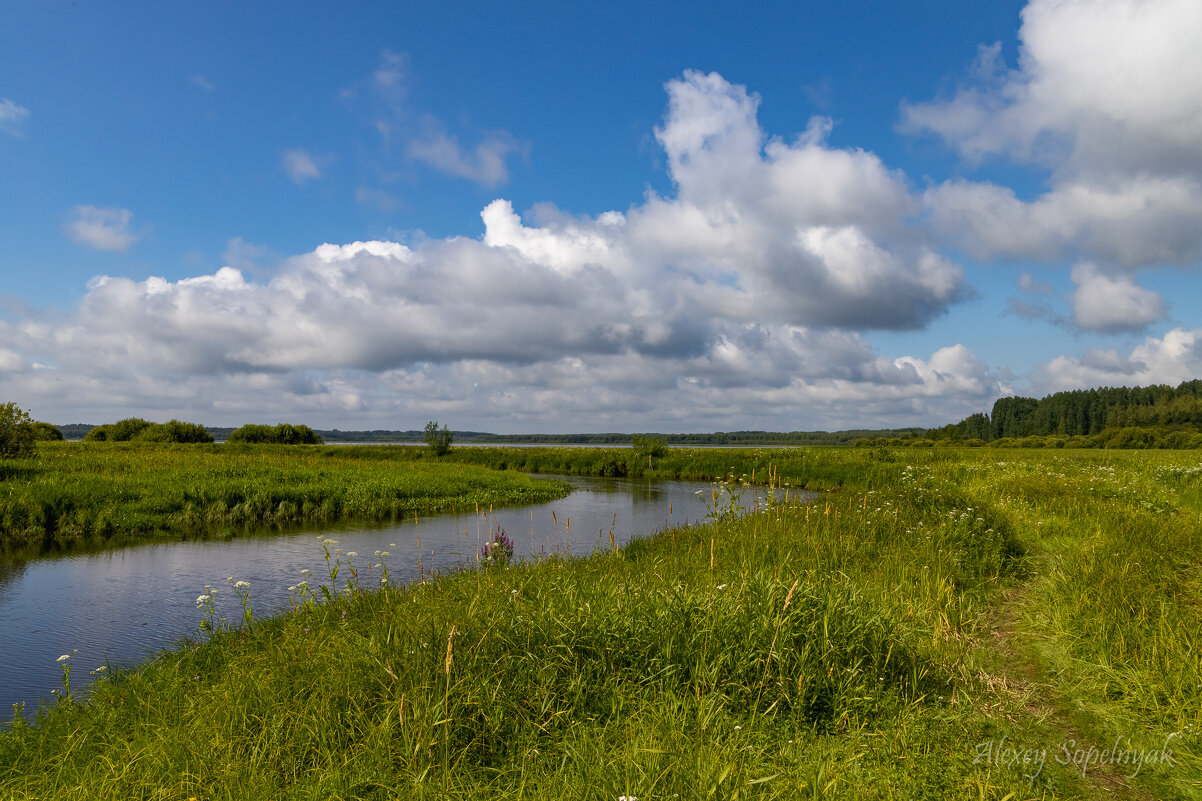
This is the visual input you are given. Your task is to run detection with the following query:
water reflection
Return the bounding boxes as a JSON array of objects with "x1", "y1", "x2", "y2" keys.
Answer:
[{"x1": 0, "y1": 558, "x2": 26, "y2": 602}]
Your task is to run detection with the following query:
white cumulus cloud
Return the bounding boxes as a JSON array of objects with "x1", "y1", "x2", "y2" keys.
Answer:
[
  {"x1": 909, "y1": 0, "x2": 1202, "y2": 269},
  {"x1": 1033, "y1": 328, "x2": 1202, "y2": 395},
  {"x1": 2, "y1": 70, "x2": 1001, "y2": 430},
  {"x1": 1070, "y1": 263, "x2": 1166, "y2": 333}
]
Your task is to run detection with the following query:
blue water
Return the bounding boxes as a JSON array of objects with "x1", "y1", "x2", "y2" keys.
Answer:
[{"x1": 1, "y1": 475, "x2": 809, "y2": 717}]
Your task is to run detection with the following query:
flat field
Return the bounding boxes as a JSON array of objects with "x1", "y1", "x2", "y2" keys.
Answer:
[{"x1": 1, "y1": 447, "x2": 1200, "y2": 799}]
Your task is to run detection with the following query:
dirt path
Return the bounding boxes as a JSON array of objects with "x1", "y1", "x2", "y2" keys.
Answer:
[{"x1": 981, "y1": 582, "x2": 1156, "y2": 801}]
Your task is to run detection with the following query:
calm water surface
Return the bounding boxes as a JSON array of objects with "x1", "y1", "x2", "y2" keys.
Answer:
[{"x1": 1, "y1": 475, "x2": 799, "y2": 717}]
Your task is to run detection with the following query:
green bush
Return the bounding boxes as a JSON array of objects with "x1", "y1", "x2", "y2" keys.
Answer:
[
  {"x1": 423, "y1": 420, "x2": 453, "y2": 456},
  {"x1": 628, "y1": 435, "x2": 668, "y2": 476},
  {"x1": 86, "y1": 418, "x2": 212, "y2": 443},
  {"x1": 29, "y1": 422, "x2": 64, "y2": 441},
  {"x1": 226, "y1": 423, "x2": 322, "y2": 445},
  {"x1": 0, "y1": 402, "x2": 35, "y2": 458},
  {"x1": 1102, "y1": 427, "x2": 1162, "y2": 449}
]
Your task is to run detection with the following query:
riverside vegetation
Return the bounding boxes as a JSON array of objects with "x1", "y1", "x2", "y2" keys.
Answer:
[
  {"x1": 1, "y1": 439, "x2": 906, "y2": 557},
  {"x1": 1, "y1": 447, "x2": 1199, "y2": 798},
  {"x1": 0, "y1": 442, "x2": 571, "y2": 555}
]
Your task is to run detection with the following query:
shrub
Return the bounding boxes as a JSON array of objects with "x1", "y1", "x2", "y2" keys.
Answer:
[
  {"x1": 29, "y1": 422, "x2": 64, "y2": 441},
  {"x1": 628, "y1": 435, "x2": 668, "y2": 476},
  {"x1": 423, "y1": 421, "x2": 453, "y2": 456},
  {"x1": 86, "y1": 418, "x2": 213, "y2": 443},
  {"x1": 1102, "y1": 427, "x2": 1161, "y2": 449},
  {"x1": 226, "y1": 423, "x2": 322, "y2": 445},
  {"x1": 0, "y1": 402, "x2": 35, "y2": 458},
  {"x1": 85, "y1": 418, "x2": 151, "y2": 442},
  {"x1": 136, "y1": 420, "x2": 214, "y2": 443}
]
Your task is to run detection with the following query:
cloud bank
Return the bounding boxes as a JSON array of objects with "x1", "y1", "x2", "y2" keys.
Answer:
[
  {"x1": 10, "y1": 0, "x2": 1202, "y2": 432},
  {"x1": 4, "y1": 72, "x2": 996, "y2": 430},
  {"x1": 908, "y1": 0, "x2": 1202, "y2": 272}
]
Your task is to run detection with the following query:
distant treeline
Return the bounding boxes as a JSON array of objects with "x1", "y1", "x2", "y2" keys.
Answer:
[
  {"x1": 55, "y1": 425, "x2": 926, "y2": 446},
  {"x1": 317, "y1": 428, "x2": 926, "y2": 446},
  {"x1": 853, "y1": 380, "x2": 1202, "y2": 449}
]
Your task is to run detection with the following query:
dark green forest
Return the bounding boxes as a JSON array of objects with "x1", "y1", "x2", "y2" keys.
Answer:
[{"x1": 880, "y1": 379, "x2": 1202, "y2": 449}]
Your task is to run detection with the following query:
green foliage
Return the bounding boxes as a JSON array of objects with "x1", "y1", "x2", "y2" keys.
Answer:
[
  {"x1": 84, "y1": 418, "x2": 213, "y2": 443},
  {"x1": 929, "y1": 379, "x2": 1202, "y2": 448},
  {"x1": 0, "y1": 402, "x2": 35, "y2": 458},
  {"x1": 626, "y1": 434, "x2": 669, "y2": 477},
  {"x1": 423, "y1": 420, "x2": 453, "y2": 456},
  {"x1": 134, "y1": 420, "x2": 214, "y2": 443},
  {"x1": 0, "y1": 442, "x2": 569, "y2": 555},
  {"x1": 28, "y1": 421, "x2": 63, "y2": 441},
  {"x1": 226, "y1": 423, "x2": 322, "y2": 445}
]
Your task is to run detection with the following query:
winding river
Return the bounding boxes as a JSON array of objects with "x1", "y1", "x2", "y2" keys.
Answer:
[{"x1": 1, "y1": 475, "x2": 803, "y2": 717}]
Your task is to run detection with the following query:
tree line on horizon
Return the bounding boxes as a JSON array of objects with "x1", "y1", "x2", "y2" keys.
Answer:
[
  {"x1": 858, "y1": 379, "x2": 1202, "y2": 449},
  {"x1": 10, "y1": 379, "x2": 1202, "y2": 454}
]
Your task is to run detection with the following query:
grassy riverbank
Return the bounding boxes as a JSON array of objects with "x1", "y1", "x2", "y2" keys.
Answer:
[
  {"x1": 2, "y1": 448, "x2": 1199, "y2": 798},
  {"x1": 0, "y1": 442, "x2": 571, "y2": 555},
  {"x1": 366, "y1": 442, "x2": 905, "y2": 488}
]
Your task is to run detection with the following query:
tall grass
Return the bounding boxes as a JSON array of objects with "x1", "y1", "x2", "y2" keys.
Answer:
[
  {"x1": 379, "y1": 442, "x2": 919, "y2": 489},
  {"x1": 1, "y1": 448, "x2": 1199, "y2": 798},
  {"x1": 0, "y1": 442, "x2": 570, "y2": 555}
]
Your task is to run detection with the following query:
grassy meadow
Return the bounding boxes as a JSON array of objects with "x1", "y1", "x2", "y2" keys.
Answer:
[
  {"x1": 1, "y1": 447, "x2": 1201, "y2": 798},
  {"x1": 0, "y1": 442, "x2": 571, "y2": 555}
]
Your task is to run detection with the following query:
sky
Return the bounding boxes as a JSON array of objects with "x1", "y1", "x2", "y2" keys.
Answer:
[{"x1": 3, "y1": 0, "x2": 1202, "y2": 433}]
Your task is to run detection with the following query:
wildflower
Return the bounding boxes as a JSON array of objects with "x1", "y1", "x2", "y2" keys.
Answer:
[
  {"x1": 56, "y1": 654, "x2": 71, "y2": 662},
  {"x1": 346, "y1": 551, "x2": 358, "y2": 558},
  {"x1": 235, "y1": 581, "x2": 250, "y2": 589},
  {"x1": 196, "y1": 594, "x2": 211, "y2": 604}
]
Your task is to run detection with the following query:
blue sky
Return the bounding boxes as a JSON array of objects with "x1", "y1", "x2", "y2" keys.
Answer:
[{"x1": 3, "y1": 0, "x2": 1201, "y2": 432}]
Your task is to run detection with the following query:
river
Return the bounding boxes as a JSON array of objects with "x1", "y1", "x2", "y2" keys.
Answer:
[{"x1": 1, "y1": 475, "x2": 802, "y2": 717}]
